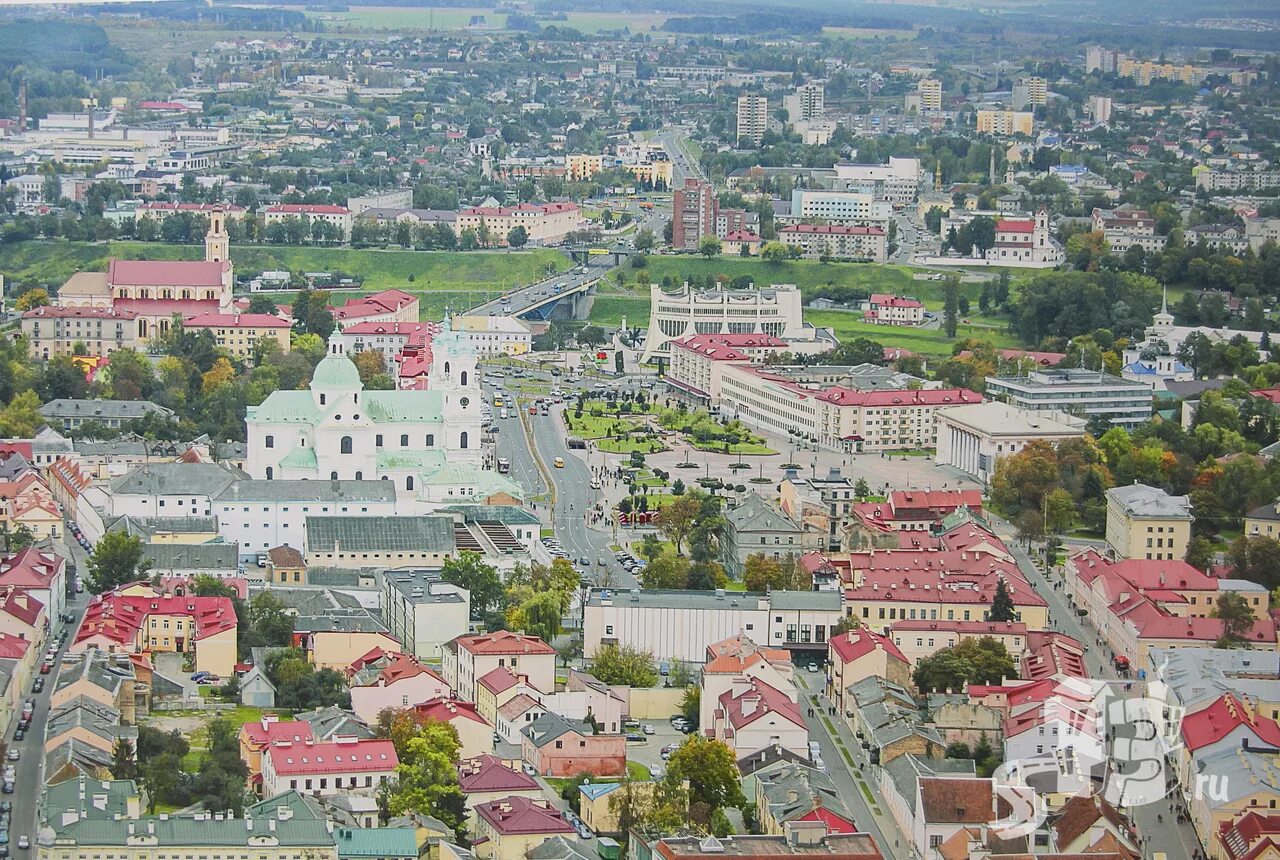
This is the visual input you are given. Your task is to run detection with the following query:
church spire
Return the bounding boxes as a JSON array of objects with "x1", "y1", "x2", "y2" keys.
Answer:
[{"x1": 205, "y1": 207, "x2": 229, "y2": 264}]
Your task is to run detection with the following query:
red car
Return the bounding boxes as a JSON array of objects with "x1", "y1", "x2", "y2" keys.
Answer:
[{"x1": 39, "y1": 662, "x2": 51, "y2": 674}]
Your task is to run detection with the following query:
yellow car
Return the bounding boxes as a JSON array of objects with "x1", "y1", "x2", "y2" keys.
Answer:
[{"x1": 554, "y1": 457, "x2": 565, "y2": 468}]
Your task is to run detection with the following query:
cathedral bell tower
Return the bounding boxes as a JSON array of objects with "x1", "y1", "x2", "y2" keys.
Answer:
[{"x1": 205, "y1": 209, "x2": 230, "y2": 264}]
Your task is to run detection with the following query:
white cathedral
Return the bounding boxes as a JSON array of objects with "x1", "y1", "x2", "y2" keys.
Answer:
[{"x1": 246, "y1": 317, "x2": 506, "y2": 501}]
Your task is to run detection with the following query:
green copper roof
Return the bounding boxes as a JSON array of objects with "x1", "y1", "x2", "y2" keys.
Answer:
[
  {"x1": 376, "y1": 449, "x2": 447, "y2": 471},
  {"x1": 247, "y1": 391, "x2": 321, "y2": 424},
  {"x1": 312, "y1": 352, "x2": 362, "y2": 389},
  {"x1": 279, "y1": 446, "x2": 318, "y2": 469},
  {"x1": 420, "y1": 462, "x2": 524, "y2": 501},
  {"x1": 335, "y1": 827, "x2": 419, "y2": 859},
  {"x1": 364, "y1": 390, "x2": 444, "y2": 423}
]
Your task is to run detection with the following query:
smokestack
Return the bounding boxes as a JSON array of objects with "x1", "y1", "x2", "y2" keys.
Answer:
[
  {"x1": 88, "y1": 107, "x2": 94, "y2": 140},
  {"x1": 18, "y1": 80, "x2": 27, "y2": 132}
]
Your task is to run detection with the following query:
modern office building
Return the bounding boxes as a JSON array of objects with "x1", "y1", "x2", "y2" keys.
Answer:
[
  {"x1": 934, "y1": 402, "x2": 1085, "y2": 484},
  {"x1": 984, "y1": 369, "x2": 1152, "y2": 427},
  {"x1": 788, "y1": 190, "x2": 893, "y2": 226}
]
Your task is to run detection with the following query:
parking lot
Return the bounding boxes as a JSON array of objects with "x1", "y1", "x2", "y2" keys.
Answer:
[{"x1": 624, "y1": 717, "x2": 694, "y2": 779}]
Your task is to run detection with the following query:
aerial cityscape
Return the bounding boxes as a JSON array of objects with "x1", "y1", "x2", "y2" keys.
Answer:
[{"x1": 0, "y1": 0, "x2": 1277, "y2": 858}]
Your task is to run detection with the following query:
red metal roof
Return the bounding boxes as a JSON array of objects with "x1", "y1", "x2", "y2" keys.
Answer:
[
  {"x1": 828, "y1": 628, "x2": 907, "y2": 666},
  {"x1": 475, "y1": 796, "x2": 575, "y2": 836},
  {"x1": 108, "y1": 259, "x2": 228, "y2": 288},
  {"x1": 458, "y1": 754, "x2": 539, "y2": 794},
  {"x1": 1182, "y1": 694, "x2": 1280, "y2": 752},
  {"x1": 453, "y1": 630, "x2": 555, "y2": 656},
  {"x1": 265, "y1": 738, "x2": 398, "y2": 775}
]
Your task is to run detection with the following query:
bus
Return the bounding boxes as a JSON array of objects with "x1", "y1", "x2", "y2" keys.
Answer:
[{"x1": 497, "y1": 458, "x2": 511, "y2": 474}]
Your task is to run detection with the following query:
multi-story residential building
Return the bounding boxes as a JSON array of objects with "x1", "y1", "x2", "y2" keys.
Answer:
[
  {"x1": 888, "y1": 620, "x2": 1028, "y2": 669},
  {"x1": 261, "y1": 737, "x2": 398, "y2": 797},
  {"x1": 132, "y1": 201, "x2": 249, "y2": 223},
  {"x1": 755, "y1": 762, "x2": 857, "y2": 837},
  {"x1": 38, "y1": 399, "x2": 174, "y2": 432},
  {"x1": 520, "y1": 712, "x2": 626, "y2": 777},
  {"x1": 1194, "y1": 165, "x2": 1280, "y2": 192},
  {"x1": 565, "y1": 153, "x2": 604, "y2": 181},
  {"x1": 934, "y1": 402, "x2": 1085, "y2": 484},
  {"x1": 263, "y1": 203, "x2": 353, "y2": 239},
  {"x1": 458, "y1": 753, "x2": 543, "y2": 823},
  {"x1": 671, "y1": 178, "x2": 717, "y2": 251},
  {"x1": 348, "y1": 651, "x2": 451, "y2": 725},
  {"x1": 336, "y1": 322, "x2": 430, "y2": 370},
  {"x1": 641, "y1": 282, "x2": 811, "y2": 362},
  {"x1": 736, "y1": 94, "x2": 768, "y2": 145},
  {"x1": 1184, "y1": 223, "x2": 1249, "y2": 254},
  {"x1": 443, "y1": 630, "x2": 556, "y2": 702},
  {"x1": 780, "y1": 469, "x2": 859, "y2": 553},
  {"x1": 472, "y1": 797, "x2": 576, "y2": 860},
  {"x1": 700, "y1": 633, "x2": 794, "y2": 730},
  {"x1": 239, "y1": 715, "x2": 314, "y2": 782},
  {"x1": 1105, "y1": 483, "x2": 1192, "y2": 561},
  {"x1": 454, "y1": 315, "x2": 533, "y2": 356},
  {"x1": 21, "y1": 305, "x2": 143, "y2": 359},
  {"x1": 721, "y1": 493, "x2": 805, "y2": 576},
  {"x1": 1116, "y1": 55, "x2": 1205, "y2": 85},
  {"x1": 415, "y1": 697, "x2": 493, "y2": 759},
  {"x1": 984, "y1": 368, "x2": 1152, "y2": 427},
  {"x1": 182, "y1": 312, "x2": 292, "y2": 359},
  {"x1": 331, "y1": 290, "x2": 421, "y2": 329},
  {"x1": 0, "y1": 547, "x2": 68, "y2": 629},
  {"x1": 1246, "y1": 216, "x2": 1280, "y2": 251},
  {"x1": 782, "y1": 83, "x2": 824, "y2": 123},
  {"x1": 1091, "y1": 206, "x2": 1166, "y2": 254},
  {"x1": 641, "y1": 834, "x2": 884, "y2": 860},
  {"x1": 827, "y1": 628, "x2": 911, "y2": 715},
  {"x1": 1085, "y1": 45, "x2": 1119, "y2": 74},
  {"x1": 976, "y1": 110, "x2": 1034, "y2": 136},
  {"x1": 917, "y1": 79, "x2": 942, "y2": 111},
  {"x1": 711, "y1": 676, "x2": 809, "y2": 759},
  {"x1": 863, "y1": 294, "x2": 923, "y2": 325},
  {"x1": 666, "y1": 334, "x2": 793, "y2": 406},
  {"x1": 455, "y1": 202, "x2": 584, "y2": 246},
  {"x1": 1088, "y1": 95, "x2": 1113, "y2": 123},
  {"x1": 346, "y1": 189, "x2": 413, "y2": 214},
  {"x1": 379, "y1": 569, "x2": 471, "y2": 661},
  {"x1": 787, "y1": 190, "x2": 893, "y2": 226},
  {"x1": 1011, "y1": 76, "x2": 1047, "y2": 110},
  {"x1": 72, "y1": 589, "x2": 238, "y2": 676},
  {"x1": 778, "y1": 224, "x2": 887, "y2": 261}
]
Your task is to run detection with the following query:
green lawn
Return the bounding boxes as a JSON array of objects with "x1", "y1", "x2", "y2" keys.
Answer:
[
  {"x1": 566, "y1": 413, "x2": 645, "y2": 439},
  {"x1": 627, "y1": 761, "x2": 652, "y2": 780},
  {"x1": 690, "y1": 440, "x2": 777, "y2": 455},
  {"x1": 802, "y1": 310, "x2": 1019, "y2": 358},
  {"x1": 598, "y1": 437, "x2": 669, "y2": 454},
  {"x1": 588, "y1": 295, "x2": 651, "y2": 328},
  {"x1": 0, "y1": 240, "x2": 566, "y2": 295}
]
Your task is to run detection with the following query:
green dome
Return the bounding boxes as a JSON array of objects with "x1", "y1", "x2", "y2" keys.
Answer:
[{"x1": 311, "y1": 352, "x2": 362, "y2": 389}]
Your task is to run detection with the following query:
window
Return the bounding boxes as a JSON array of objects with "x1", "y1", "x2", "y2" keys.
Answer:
[
  {"x1": 320, "y1": 393, "x2": 327, "y2": 405},
  {"x1": 426, "y1": 434, "x2": 435, "y2": 446},
  {"x1": 401, "y1": 434, "x2": 409, "y2": 447},
  {"x1": 266, "y1": 467, "x2": 273, "y2": 480},
  {"x1": 265, "y1": 435, "x2": 274, "y2": 449},
  {"x1": 355, "y1": 471, "x2": 363, "y2": 480},
  {"x1": 341, "y1": 436, "x2": 353, "y2": 454},
  {"x1": 460, "y1": 431, "x2": 469, "y2": 449},
  {"x1": 407, "y1": 476, "x2": 414, "y2": 491},
  {"x1": 376, "y1": 434, "x2": 384, "y2": 447},
  {"x1": 330, "y1": 472, "x2": 339, "y2": 480}
]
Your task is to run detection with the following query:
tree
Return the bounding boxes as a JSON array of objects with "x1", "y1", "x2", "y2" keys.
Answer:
[
  {"x1": 0, "y1": 390, "x2": 43, "y2": 438},
  {"x1": 853, "y1": 478, "x2": 871, "y2": 499},
  {"x1": 111, "y1": 738, "x2": 137, "y2": 781},
  {"x1": 14, "y1": 288, "x2": 49, "y2": 312},
  {"x1": 1185, "y1": 537, "x2": 1215, "y2": 573},
  {"x1": 942, "y1": 275, "x2": 960, "y2": 338},
  {"x1": 440, "y1": 553, "x2": 505, "y2": 620},
  {"x1": 988, "y1": 579, "x2": 1016, "y2": 623},
  {"x1": 142, "y1": 752, "x2": 182, "y2": 813},
  {"x1": 913, "y1": 637, "x2": 1017, "y2": 692},
  {"x1": 832, "y1": 615, "x2": 860, "y2": 636},
  {"x1": 579, "y1": 326, "x2": 607, "y2": 347},
  {"x1": 639, "y1": 550, "x2": 691, "y2": 589},
  {"x1": 351, "y1": 350, "x2": 387, "y2": 385},
  {"x1": 657, "y1": 494, "x2": 702, "y2": 554},
  {"x1": 742, "y1": 555, "x2": 808, "y2": 592},
  {"x1": 87, "y1": 532, "x2": 150, "y2": 594},
  {"x1": 760, "y1": 241, "x2": 790, "y2": 263},
  {"x1": 381, "y1": 711, "x2": 467, "y2": 839},
  {"x1": 201, "y1": 357, "x2": 237, "y2": 395},
  {"x1": 1044, "y1": 487, "x2": 1075, "y2": 534},
  {"x1": 590, "y1": 643, "x2": 658, "y2": 687},
  {"x1": 239, "y1": 590, "x2": 295, "y2": 658},
  {"x1": 680, "y1": 686, "x2": 700, "y2": 724},
  {"x1": 665, "y1": 735, "x2": 745, "y2": 814},
  {"x1": 1215, "y1": 590, "x2": 1257, "y2": 647},
  {"x1": 698, "y1": 235, "x2": 721, "y2": 258},
  {"x1": 507, "y1": 226, "x2": 528, "y2": 248},
  {"x1": 246, "y1": 294, "x2": 279, "y2": 314},
  {"x1": 635, "y1": 228, "x2": 655, "y2": 251},
  {"x1": 615, "y1": 351, "x2": 625, "y2": 374}
]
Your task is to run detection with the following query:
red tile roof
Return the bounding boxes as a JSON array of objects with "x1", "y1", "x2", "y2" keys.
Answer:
[
  {"x1": 919, "y1": 777, "x2": 994, "y2": 823},
  {"x1": 332, "y1": 289, "x2": 419, "y2": 322},
  {"x1": 413, "y1": 697, "x2": 490, "y2": 727},
  {"x1": 0, "y1": 548, "x2": 64, "y2": 589},
  {"x1": 184, "y1": 313, "x2": 291, "y2": 329},
  {"x1": 997, "y1": 219, "x2": 1035, "y2": 232},
  {"x1": 718, "y1": 678, "x2": 805, "y2": 731},
  {"x1": 1219, "y1": 811, "x2": 1280, "y2": 860},
  {"x1": 813, "y1": 387, "x2": 982, "y2": 408},
  {"x1": 453, "y1": 630, "x2": 555, "y2": 656},
  {"x1": 474, "y1": 796, "x2": 575, "y2": 836},
  {"x1": 458, "y1": 754, "x2": 539, "y2": 794},
  {"x1": 0, "y1": 632, "x2": 31, "y2": 660},
  {"x1": 114, "y1": 298, "x2": 223, "y2": 317},
  {"x1": 265, "y1": 738, "x2": 397, "y2": 775},
  {"x1": 1182, "y1": 694, "x2": 1280, "y2": 752},
  {"x1": 76, "y1": 591, "x2": 237, "y2": 648},
  {"x1": 240, "y1": 718, "x2": 314, "y2": 749},
  {"x1": 138, "y1": 202, "x2": 244, "y2": 214},
  {"x1": 828, "y1": 628, "x2": 907, "y2": 666},
  {"x1": 869, "y1": 294, "x2": 923, "y2": 308},
  {"x1": 108, "y1": 259, "x2": 228, "y2": 288},
  {"x1": 478, "y1": 666, "x2": 522, "y2": 694}
]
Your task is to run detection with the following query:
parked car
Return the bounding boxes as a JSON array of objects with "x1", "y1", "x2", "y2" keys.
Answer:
[
  {"x1": 15, "y1": 837, "x2": 26, "y2": 850},
  {"x1": 642, "y1": 724, "x2": 655, "y2": 735},
  {"x1": 522, "y1": 763, "x2": 538, "y2": 777}
]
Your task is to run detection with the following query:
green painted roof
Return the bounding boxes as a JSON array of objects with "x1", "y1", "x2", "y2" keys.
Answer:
[
  {"x1": 279, "y1": 446, "x2": 319, "y2": 469},
  {"x1": 305, "y1": 515, "x2": 456, "y2": 553},
  {"x1": 49, "y1": 816, "x2": 335, "y2": 847},
  {"x1": 43, "y1": 777, "x2": 140, "y2": 823},
  {"x1": 312, "y1": 352, "x2": 362, "y2": 389},
  {"x1": 364, "y1": 390, "x2": 444, "y2": 423},
  {"x1": 443, "y1": 505, "x2": 539, "y2": 525},
  {"x1": 419, "y1": 463, "x2": 524, "y2": 501},
  {"x1": 377, "y1": 449, "x2": 447, "y2": 471},
  {"x1": 247, "y1": 391, "x2": 321, "y2": 424},
  {"x1": 335, "y1": 827, "x2": 419, "y2": 858}
]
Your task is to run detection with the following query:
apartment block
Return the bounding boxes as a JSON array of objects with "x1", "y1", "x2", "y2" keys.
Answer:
[
  {"x1": 671, "y1": 178, "x2": 717, "y2": 251},
  {"x1": 975, "y1": 110, "x2": 1034, "y2": 136},
  {"x1": 736, "y1": 94, "x2": 769, "y2": 145}
]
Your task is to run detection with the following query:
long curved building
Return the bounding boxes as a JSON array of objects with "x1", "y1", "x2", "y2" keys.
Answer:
[{"x1": 641, "y1": 282, "x2": 814, "y2": 363}]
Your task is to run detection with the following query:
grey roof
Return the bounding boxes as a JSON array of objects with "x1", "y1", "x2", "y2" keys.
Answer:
[
  {"x1": 215, "y1": 479, "x2": 398, "y2": 504},
  {"x1": 848, "y1": 676, "x2": 916, "y2": 711},
  {"x1": 292, "y1": 610, "x2": 388, "y2": 635},
  {"x1": 305, "y1": 567, "x2": 368, "y2": 587},
  {"x1": 586, "y1": 588, "x2": 767, "y2": 610},
  {"x1": 882, "y1": 754, "x2": 976, "y2": 815},
  {"x1": 294, "y1": 706, "x2": 375, "y2": 740},
  {"x1": 53, "y1": 651, "x2": 134, "y2": 701},
  {"x1": 383, "y1": 569, "x2": 468, "y2": 604},
  {"x1": 48, "y1": 698, "x2": 134, "y2": 747},
  {"x1": 109, "y1": 463, "x2": 245, "y2": 497},
  {"x1": 768, "y1": 590, "x2": 841, "y2": 611},
  {"x1": 1246, "y1": 500, "x2": 1280, "y2": 523},
  {"x1": 756, "y1": 762, "x2": 850, "y2": 826},
  {"x1": 142, "y1": 543, "x2": 239, "y2": 571},
  {"x1": 528, "y1": 836, "x2": 594, "y2": 860},
  {"x1": 306, "y1": 515, "x2": 456, "y2": 554},
  {"x1": 43, "y1": 739, "x2": 115, "y2": 784},
  {"x1": 442, "y1": 505, "x2": 539, "y2": 526},
  {"x1": 726, "y1": 494, "x2": 801, "y2": 535},
  {"x1": 107, "y1": 516, "x2": 219, "y2": 538},
  {"x1": 1105, "y1": 483, "x2": 1192, "y2": 520},
  {"x1": 263, "y1": 587, "x2": 365, "y2": 615},
  {"x1": 1153, "y1": 646, "x2": 1280, "y2": 712},
  {"x1": 522, "y1": 712, "x2": 589, "y2": 747},
  {"x1": 39, "y1": 399, "x2": 174, "y2": 421}
]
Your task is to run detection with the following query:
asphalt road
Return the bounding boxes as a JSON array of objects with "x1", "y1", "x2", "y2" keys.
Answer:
[
  {"x1": 15, "y1": 528, "x2": 90, "y2": 848},
  {"x1": 528, "y1": 404, "x2": 639, "y2": 590},
  {"x1": 469, "y1": 258, "x2": 612, "y2": 317},
  {"x1": 658, "y1": 130, "x2": 706, "y2": 186}
]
